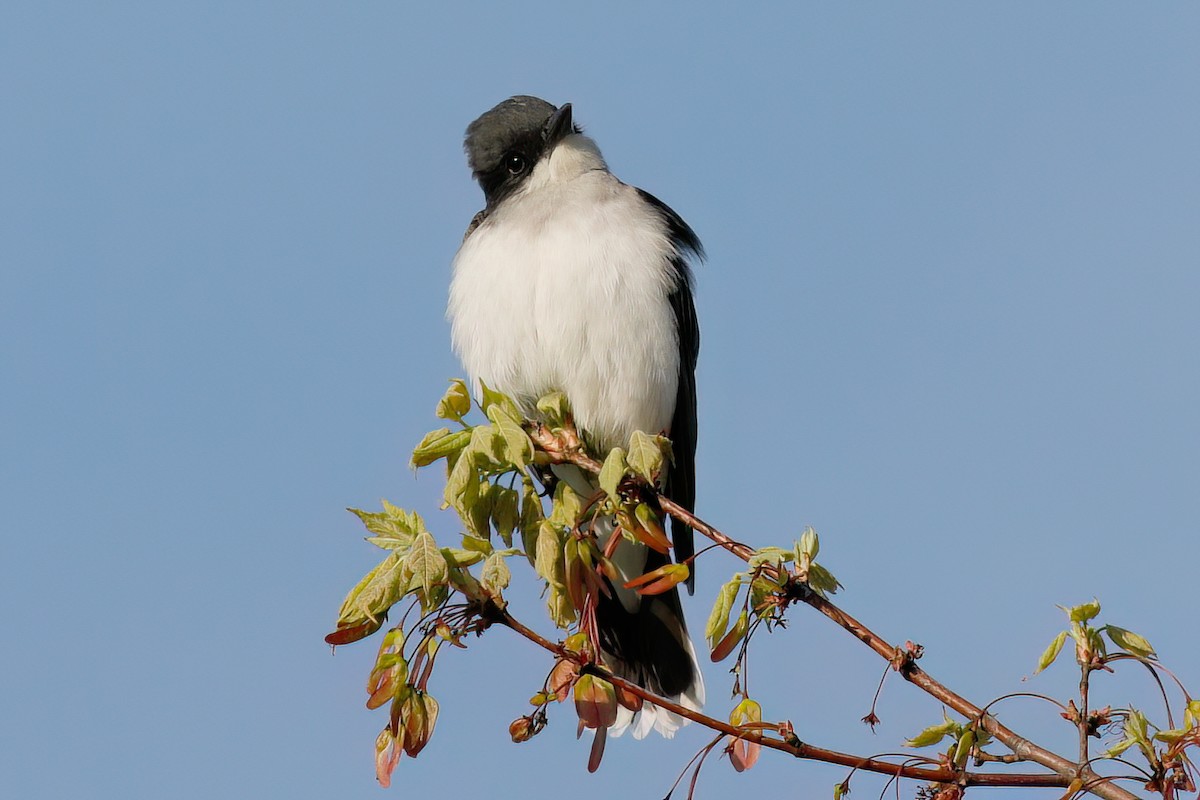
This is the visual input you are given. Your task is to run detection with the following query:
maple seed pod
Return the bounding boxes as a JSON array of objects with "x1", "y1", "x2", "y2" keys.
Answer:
[
  {"x1": 402, "y1": 692, "x2": 439, "y2": 757},
  {"x1": 324, "y1": 618, "x2": 383, "y2": 647},
  {"x1": 727, "y1": 698, "x2": 764, "y2": 773},
  {"x1": 509, "y1": 716, "x2": 535, "y2": 743},
  {"x1": 614, "y1": 681, "x2": 643, "y2": 712},
  {"x1": 548, "y1": 658, "x2": 579, "y2": 702},
  {"x1": 574, "y1": 674, "x2": 618, "y2": 729},
  {"x1": 587, "y1": 725, "x2": 608, "y2": 773},
  {"x1": 623, "y1": 563, "x2": 689, "y2": 596},
  {"x1": 615, "y1": 509, "x2": 637, "y2": 537},
  {"x1": 729, "y1": 736, "x2": 761, "y2": 773},
  {"x1": 375, "y1": 727, "x2": 401, "y2": 788},
  {"x1": 366, "y1": 665, "x2": 402, "y2": 710},
  {"x1": 597, "y1": 555, "x2": 619, "y2": 583},
  {"x1": 633, "y1": 503, "x2": 672, "y2": 554},
  {"x1": 710, "y1": 611, "x2": 749, "y2": 662}
]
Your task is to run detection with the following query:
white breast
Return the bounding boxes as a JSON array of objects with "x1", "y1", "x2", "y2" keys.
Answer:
[{"x1": 448, "y1": 138, "x2": 681, "y2": 451}]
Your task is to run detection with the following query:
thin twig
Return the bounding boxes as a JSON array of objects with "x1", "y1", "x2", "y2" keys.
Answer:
[
  {"x1": 1080, "y1": 664, "x2": 1093, "y2": 763},
  {"x1": 1107, "y1": 654, "x2": 1183, "y2": 731}
]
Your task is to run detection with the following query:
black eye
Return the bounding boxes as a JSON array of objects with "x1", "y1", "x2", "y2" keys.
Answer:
[{"x1": 505, "y1": 153, "x2": 526, "y2": 175}]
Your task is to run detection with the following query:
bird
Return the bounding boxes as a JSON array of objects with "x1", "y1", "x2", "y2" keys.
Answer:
[{"x1": 447, "y1": 96, "x2": 704, "y2": 738}]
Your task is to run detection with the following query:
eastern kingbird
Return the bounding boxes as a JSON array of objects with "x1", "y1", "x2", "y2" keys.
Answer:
[{"x1": 448, "y1": 96, "x2": 704, "y2": 738}]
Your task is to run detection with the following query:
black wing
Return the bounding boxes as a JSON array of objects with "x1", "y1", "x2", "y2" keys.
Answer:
[{"x1": 637, "y1": 189, "x2": 702, "y2": 594}]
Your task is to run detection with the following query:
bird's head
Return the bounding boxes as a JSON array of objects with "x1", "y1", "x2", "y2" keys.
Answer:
[{"x1": 463, "y1": 96, "x2": 603, "y2": 210}]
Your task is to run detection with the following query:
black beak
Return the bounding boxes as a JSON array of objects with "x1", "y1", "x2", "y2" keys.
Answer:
[{"x1": 544, "y1": 103, "x2": 574, "y2": 145}]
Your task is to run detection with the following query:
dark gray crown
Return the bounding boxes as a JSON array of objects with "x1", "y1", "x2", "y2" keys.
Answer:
[{"x1": 464, "y1": 95, "x2": 558, "y2": 175}]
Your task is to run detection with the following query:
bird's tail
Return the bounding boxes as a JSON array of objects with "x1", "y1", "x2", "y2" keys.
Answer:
[
  {"x1": 595, "y1": 548, "x2": 706, "y2": 739},
  {"x1": 553, "y1": 464, "x2": 705, "y2": 739}
]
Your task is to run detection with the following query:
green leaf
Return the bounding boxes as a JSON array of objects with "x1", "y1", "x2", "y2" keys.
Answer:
[
  {"x1": 1155, "y1": 728, "x2": 1189, "y2": 743},
  {"x1": 748, "y1": 546, "x2": 791, "y2": 570},
  {"x1": 481, "y1": 552, "x2": 512, "y2": 595},
  {"x1": 487, "y1": 404, "x2": 533, "y2": 470},
  {"x1": 460, "y1": 534, "x2": 492, "y2": 554},
  {"x1": 1125, "y1": 708, "x2": 1149, "y2": 741},
  {"x1": 440, "y1": 547, "x2": 485, "y2": 568},
  {"x1": 548, "y1": 482, "x2": 581, "y2": 529},
  {"x1": 626, "y1": 430, "x2": 664, "y2": 485},
  {"x1": 534, "y1": 520, "x2": 564, "y2": 586},
  {"x1": 519, "y1": 478, "x2": 544, "y2": 565},
  {"x1": 705, "y1": 578, "x2": 741, "y2": 648},
  {"x1": 1034, "y1": 630, "x2": 1069, "y2": 674},
  {"x1": 479, "y1": 380, "x2": 522, "y2": 422},
  {"x1": 465, "y1": 481, "x2": 493, "y2": 539},
  {"x1": 407, "y1": 531, "x2": 448, "y2": 601},
  {"x1": 807, "y1": 563, "x2": 842, "y2": 597},
  {"x1": 1104, "y1": 625, "x2": 1156, "y2": 659},
  {"x1": 411, "y1": 427, "x2": 472, "y2": 468},
  {"x1": 905, "y1": 716, "x2": 958, "y2": 749},
  {"x1": 336, "y1": 551, "x2": 408, "y2": 628},
  {"x1": 546, "y1": 584, "x2": 576, "y2": 628},
  {"x1": 349, "y1": 503, "x2": 426, "y2": 548},
  {"x1": 520, "y1": 477, "x2": 544, "y2": 525},
  {"x1": 363, "y1": 536, "x2": 411, "y2": 551},
  {"x1": 1185, "y1": 699, "x2": 1200, "y2": 728},
  {"x1": 1065, "y1": 598, "x2": 1101, "y2": 623},
  {"x1": 467, "y1": 422, "x2": 506, "y2": 467},
  {"x1": 654, "y1": 433, "x2": 674, "y2": 467},
  {"x1": 444, "y1": 443, "x2": 482, "y2": 519},
  {"x1": 798, "y1": 526, "x2": 819, "y2": 559},
  {"x1": 1104, "y1": 737, "x2": 1136, "y2": 758},
  {"x1": 748, "y1": 575, "x2": 775, "y2": 616},
  {"x1": 952, "y1": 729, "x2": 976, "y2": 768},
  {"x1": 490, "y1": 486, "x2": 519, "y2": 546},
  {"x1": 598, "y1": 447, "x2": 627, "y2": 499},
  {"x1": 435, "y1": 379, "x2": 472, "y2": 422},
  {"x1": 535, "y1": 391, "x2": 570, "y2": 425},
  {"x1": 448, "y1": 564, "x2": 483, "y2": 601}
]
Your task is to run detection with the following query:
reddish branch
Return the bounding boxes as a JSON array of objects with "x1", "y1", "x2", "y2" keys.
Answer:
[
  {"x1": 496, "y1": 607, "x2": 1068, "y2": 790},
  {"x1": 525, "y1": 423, "x2": 1141, "y2": 800}
]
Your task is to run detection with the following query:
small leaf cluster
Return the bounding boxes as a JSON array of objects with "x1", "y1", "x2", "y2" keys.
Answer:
[
  {"x1": 1033, "y1": 600, "x2": 1198, "y2": 793},
  {"x1": 1034, "y1": 598, "x2": 1157, "y2": 675},
  {"x1": 904, "y1": 710, "x2": 995, "y2": 769},
  {"x1": 706, "y1": 527, "x2": 840, "y2": 664},
  {"x1": 1105, "y1": 704, "x2": 1200, "y2": 795},
  {"x1": 327, "y1": 380, "x2": 695, "y2": 781},
  {"x1": 326, "y1": 381, "x2": 561, "y2": 785}
]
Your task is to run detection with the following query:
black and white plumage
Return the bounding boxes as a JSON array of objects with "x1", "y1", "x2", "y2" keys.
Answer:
[{"x1": 447, "y1": 96, "x2": 704, "y2": 738}]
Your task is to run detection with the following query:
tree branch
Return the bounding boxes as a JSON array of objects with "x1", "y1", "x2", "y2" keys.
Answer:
[
  {"x1": 493, "y1": 606, "x2": 1070, "y2": 790},
  {"x1": 526, "y1": 423, "x2": 1142, "y2": 800}
]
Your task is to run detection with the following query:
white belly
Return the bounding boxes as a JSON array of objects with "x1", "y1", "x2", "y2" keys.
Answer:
[{"x1": 448, "y1": 172, "x2": 681, "y2": 451}]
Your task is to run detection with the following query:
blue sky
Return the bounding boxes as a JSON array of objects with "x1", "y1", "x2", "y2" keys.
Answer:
[{"x1": 3, "y1": 3, "x2": 1197, "y2": 798}]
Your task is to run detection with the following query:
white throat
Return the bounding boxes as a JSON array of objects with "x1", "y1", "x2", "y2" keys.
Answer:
[{"x1": 520, "y1": 134, "x2": 608, "y2": 195}]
